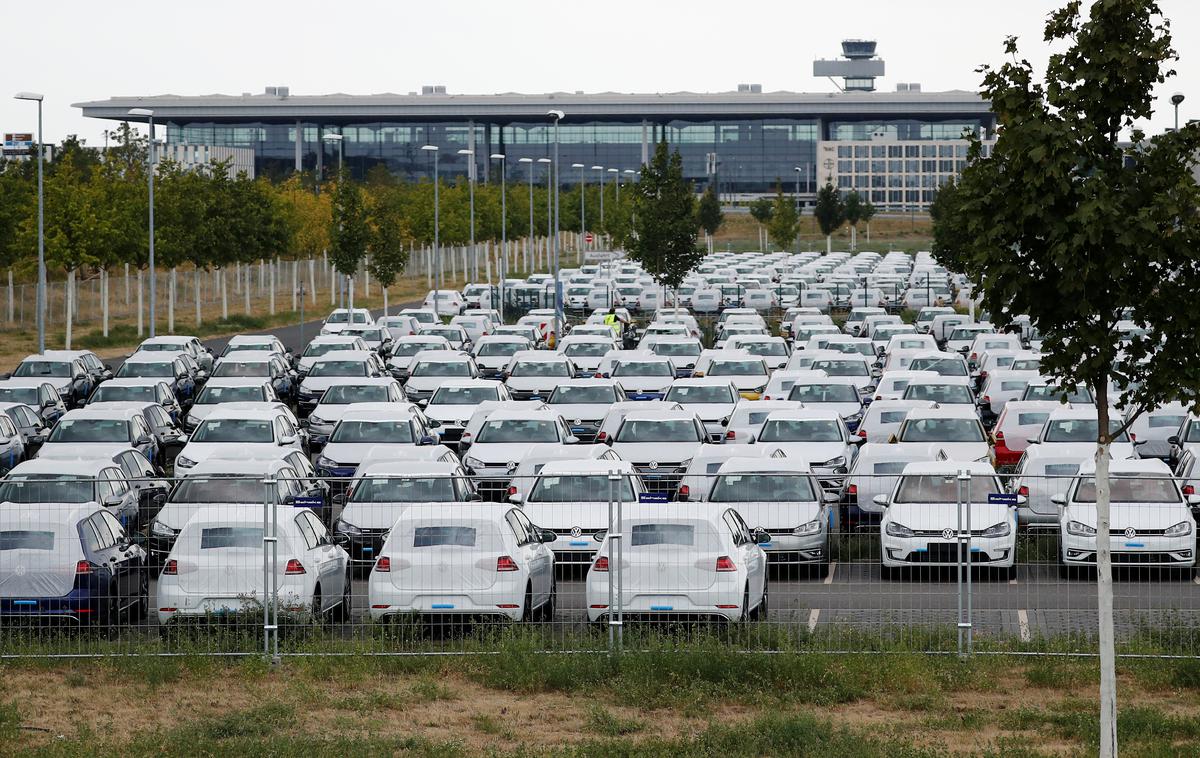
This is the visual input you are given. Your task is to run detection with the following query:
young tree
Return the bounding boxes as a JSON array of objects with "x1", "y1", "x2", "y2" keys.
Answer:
[
  {"x1": 860, "y1": 199, "x2": 877, "y2": 244},
  {"x1": 328, "y1": 172, "x2": 371, "y2": 311},
  {"x1": 627, "y1": 141, "x2": 698, "y2": 292},
  {"x1": 696, "y1": 184, "x2": 724, "y2": 254},
  {"x1": 843, "y1": 190, "x2": 863, "y2": 250},
  {"x1": 813, "y1": 181, "x2": 845, "y2": 255},
  {"x1": 748, "y1": 196, "x2": 773, "y2": 251},
  {"x1": 367, "y1": 186, "x2": 413, "y2": 316},
  {"x1": 766, "y1": 185, "x2": 799, "y2": 250},
  {"x1": 931, "y1": 3, "x2": 1200, "y2": 754}
]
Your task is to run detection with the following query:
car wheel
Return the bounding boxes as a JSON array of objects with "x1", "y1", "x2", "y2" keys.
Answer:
[
  {"x1": 331, "y1": 569, "x2": 352, "y2": 623},
  {"x1": 311, "y1": 587, "x2": 323, "y2": 624},
  {"x1": 739, "y1": 585, "x2": 750, "y2": 623},
  {"x1": 881, "y1": 564, "x2": 901, "y2": 581},
  {"x1": 750, "y1": 585, "x2": 768, "y2": 621},
  {"x1": 132, "y1": 571, "x2": 150, "y2": 622},
  {"x1": 1003, "y1": 565, "x2": 1018, "y2": 582},
  {"x1": 521, "y1": 583, "x2": 534, "y2": 622},
  {"x1": 538, "y1": 577, "x2": 557, "y2": 622}
]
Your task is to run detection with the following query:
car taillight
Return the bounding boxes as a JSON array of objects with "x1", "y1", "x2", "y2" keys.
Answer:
[
  {"x1": 496, "y1": 555, "x2": 519, "y2": 572},
  {"x1": 725, "y1": 430, "x2": 736, "y2": 440},
  {"x1": 507, "y1": 485, "x2": 518, "y2": 496},
  {"x1": 285, "y1": 559, "x2": 306, "y2": 575},
  {"x1": 1184, "y1": 485, "x2": 1195, "y2": 496},
  {"x1": 848, "y1": 484, "x2": 858, "y2": 496},
  {"x1": 715, "y1": 555, "x2": 736, "y2": 572},
  {"x1": 75, "y1": 560, "x2": 92, "y2": 575},
  {"x1": 375, "y1": 556, "x2": 391, "y2": 573},
  {"x1": 596, "y1": 431, "x2": 607, "y2": 442},
  {"x1": 980, "y1": 371, "x2": 988, "y2": 380},
  {"x1": 593, "y1": 556, "x2": 610, "y2": 572},
  {"x1": 982, "y1": 395, "x2": 991, "y2": 405},
  {"x1": 161, "y1": 560, "x2": 177, "y2": 576},
  {"x1": 857, "y1": 428, "x2": 867, "y2": 439},
  {"x1": 763, "y1": 395, "x2": 771, "y2": 400},
  {"x1": 1018, "y1": 485, "x2": 1029, "y2": 497},
  {"x1": 994, "y1": 430, "x2": 1004, "y2": 441},
  {"x1": 678, "y1": 484, "x2": 690, "y2": 499},
  {"x1": 970, "y1": 352, "x2": 977, "y2": 361}
]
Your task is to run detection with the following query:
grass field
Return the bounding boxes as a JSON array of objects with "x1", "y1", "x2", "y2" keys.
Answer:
[{"x1": 2, "y1": 632, "x2": 1199, "y2": 756}]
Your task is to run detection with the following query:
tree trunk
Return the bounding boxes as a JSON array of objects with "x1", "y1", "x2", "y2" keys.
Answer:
[
  {"x1": 124, "y1": 263, "x2": 130, "y2": 307},
  {"x1": 850, "y1": 224, "x2": 857, "y2": 250},
  {"x1": 136, "y1": 269, "x2": 144, "y2": 337},
  {"x1": 1093, "y1": 390, "x2": 1118, "y2": 758},
  {"x1": 220, "y1": 268, "x2": 229, "y2": 320},
  {"x1": 383, "y1": 287, "x2": 389, "y2": 317},
  {"x1": 244, "y1": 266, "x2": 251, "y2": 315},
  {"x1": 101, "y1": 268, "x2": 109, "y2": 337},
  {"x1": 64, "y1": 269, "x2": 74, "y2": 350},
  {"x1": 195, "y1": 268, "x2": 202, "y2": 326},
  {"x1": 6, "y1": 268, "x2": 12, "y2": 323},
  {"x1": 347, "y1": 275, "x2": 355, "y2": 313},
  {"x1": 269, "y1": 259, "x2": 276, "y2": 316},
  {"x1": 826, "y1": 235, "x2": 832, "y2": 256},
  {"x1": 364, "y1": 259, "x2": 370, "y2": 298},
  {"x1": 866, "y1": 222, "x2": 871, "y2": 243},
  {"x1": 168, "y1": 268, "x2": 176, "y2": 333}
]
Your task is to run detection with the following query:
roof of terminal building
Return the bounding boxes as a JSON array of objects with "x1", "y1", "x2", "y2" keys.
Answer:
[{"x1": 75, "y1": 88, "x2": 991, "y2": 123}]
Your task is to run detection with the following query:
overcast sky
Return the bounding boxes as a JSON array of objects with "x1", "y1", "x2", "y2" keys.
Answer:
[{"x1": 3, "y1": 0, "x2": 1197, "y2": 145}]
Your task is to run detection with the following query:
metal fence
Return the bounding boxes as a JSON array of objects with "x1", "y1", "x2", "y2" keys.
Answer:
[{"x1": 0, "y1": 470, "x2": 1196, "y2": 659}]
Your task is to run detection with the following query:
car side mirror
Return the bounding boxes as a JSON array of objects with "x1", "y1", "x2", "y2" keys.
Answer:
[
  {"x1": 332, "y1": 493, "x2": 345, "y2": 506},
  {"x1": 565, "y1": 435, "x2": 580, "y2": 445},
  {"x1": 1050, "y1": 494, "x2": 1066, "y2": 506},
  {"x1": 747, "y1": 435, "x2": 756, "y2": 444},
  {"x1": 508, "y1": 493, "x2": 525, "y2": 505},
  {"x1": 279, "y1": 434, "x2": 298, "y2": 446},
  {"x1": 135, "y1": 435, "x2": 153, "y2": 446},
  {"x1": 459, "y1": 440, "x2": 472, "y2": 452},
  {"x1": 537, "y1": 527, "x2": 557, "y2": 544},
  {"x1": 1168, "y1": 435, "x2": 1181, "y2": 447},
  {"x1": 417, "y1": 435, "x2": 437, "y2": 446},
  {"x1": 104, "y1": 364, "x2": 113, "y2": 371},
  {"x1": 1187, "y1": 494, "x2": 1200, "y2": 506},
  {"x1": 720, "y1": 417, "x2": 729, "y2": 426},
  {"x1": 1016, "y1": 495, "x2": 1028, "y2": 506},
  {"x1": 822, "y1": 490, "x2": 840, "y2": 503},
  {"x1": 603, "y1": 436, "x2": 614, "y2": 447},
  {"x1": 102, "y1": 494, "x2": 123, "y2": 508},
  {"x1": 417, "y1": 398, "x2": 428, "y2": 408},
  {"x1": 152, "y1": 493, "x2": 167, "y2": 507},
  {"x1": 751, "y1": 528, "x2": 770, "y2": 545},
  {"x1": 426, "y1": 418, "x2": 441, "y2": 428},
  {"x1": 873, "y1": 494, "x2": 890, "y2": 507}
]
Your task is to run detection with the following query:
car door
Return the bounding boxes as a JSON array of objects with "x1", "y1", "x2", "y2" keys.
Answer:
[
  {"x1": 511, "y1": 508, "x2": 552, "y2": 603},
  {"x1": 0, "y1": 415, "x2": 21, "y2": 472},
  {"x1": 295, "y1": 510, "x2": 342, "y2": 609},
  {"x1": 504, "y1": 510, "x2": 546, "y2": 606},
  {"x1": 101, "y1": 466, "x2": 140, "y2": 528},
  {"x1": 86, "y1": 512, "x2": 129, "y2": 610},
  {"x1": 725, "y1": 509, "x2": 766, "y2": 603}
]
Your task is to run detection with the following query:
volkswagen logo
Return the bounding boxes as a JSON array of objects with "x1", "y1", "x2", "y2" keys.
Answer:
[
  {"x1": 574, "y1": 418, "x2": 583, "y2": 426},
  {"x1": 657, "y1": 561, "x2": 668, "y2": 573},
  {"x1": 14, "y1": 565, "x2": 24, "y2": 577},
  {"x1": 570, "y1": 526, "x2": 582, "y2": 538},
  {"x1": 1125, "y1": 527, "x2": 1136, "y2": 540},
  {"x1": 942, "y1": 528, "x2": 955, "y2": 541},
  {"x1": 648, "y1": 461, "x2": 659, "y2": 470},
  {"x1": 506, "y1": 461, "x2": 518, "y2": 471}
]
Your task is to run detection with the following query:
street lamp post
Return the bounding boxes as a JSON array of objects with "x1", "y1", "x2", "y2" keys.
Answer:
[
  {"x1": 537, "y1": 158, "x2": 552, "y2": 255},
  {"x1": 128, "y1": 108, "x2": 157, "y2": 337},
  {"x1": 14, "y1": 92, "x2": 44, "y2": 353},
  {"x1": 490, "y1": 153, "x2": 507, "y2": 322},
  {"x1": 572, "y1": 163, "x2": 586, "y2": 256},
  {"x1": 458, "y1": 149, "x2": 476, "y2": 283},
  {"x1": 592, "y1": 165, "x2": 605, "y2": 241},
  {"x1": 421, "y1": 145, "x2": 440, "y2": 319},
  {"x1": 547, "y1": 110, "x2": 564, "y2": 340},
  {"x1": 608, "y1": 168, "x2": 620, "y2": 202},
  {"x1": 1172, "y1": 92, "x2": 1186, "y2": 131},
  {"x1": 519, "y1": 157, "x2": 534, "y2": 274},
  {"x1": 323, "y1": 133, "x2": 346, "y2": 308}
]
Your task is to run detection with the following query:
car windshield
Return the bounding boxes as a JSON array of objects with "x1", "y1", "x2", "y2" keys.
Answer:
[
  {"x1": 476, "y1": 419, "x2": 559, "y2": 443},
  {"x1": 13, "y1": 361, "x2": 70, "y2": 378},
  {"x1": 171, "y1": 477, "x2": 268, "y2": 503},
  {"x1": 225, "y1": 342, "x2": 275, "y2": 355},
  {"x1": 197, "y1": 527, "x2": 263, "y2": 549},
  {"x1": 907, "y1": 358, "x2": 968, "y2": 376},
  {"x1": 48, "y1": 418, "x2": 129, "y2": 443},
  {"x1": 91, "y1": 385, "x2": 155, "y2": 403},
  {"x1": 895, "y1": 474, "x2": 1002, "y2": 503},
  {"x1": 1011, "y1": 359, "x2": 1041, "y2": 371},
  {"x1": 478, "y1": 342, "x2": 524, "y2": 357},
  {"x1": 321, "y1": 385, "x2": 390, "y2": 404},
  {"x1": 812, "y1": 360, "x2": 868, "y2": 377},
  {"x1": 1149, "y1": 415, "x2": 1185, "y2": 429},
  {"x1": 1044, "y1": 419, "x2": 1130, "y2": 443},
  {"x1": 0, "y1": 530, "x2": 55, "y2": 551},
  {"x1": 512, "y1": 361, "x2": 570, "y2": 377},
  {"x1": 139, "y1": 343, "x2": 187, "y2": 352},
  {"x1": 349, "y1": 476, "x2": 457, "y2": 502},
  {"x1": 616, "y1": 419, "x2": 698, "y2": 443},
  {"x1": 1024, "y1": 385, "x2": 1092, "y2": 403},
  {"x1": 1073, "y1": 475, "x2": 1179, "y2": 503},
  {"x1": 192, "y1": 419, "x2": 274, "y2": 443},
  {"x1": 195, "y1": 385, "x2": 266, "y2": 404},
  {"x1": 421, "y1": 329, "x2": 461, "y2": 342},
  {"x1": 709, "y1": 360, "x2": 766, "y2": 377},
  {"x1": 759, "y1": 419, "x2": 844, "y2": 442},
  {"x1": 564, "y1": 343, "x2": 611, "y2": 357},
  {"x1": 899, "y1": 418, "x2": 984, "y2": 442},
  {"x1": 213, "y1": 361, "x2": 269, "y2": 377},
  {"x1": 950, "y1": 328, "x2": 992, "y2": 341},
  {"x1": 392, "y1": 343, "x2": 440, "y2": 357},
  {"x1": 651, "y1": 343, "x2": 701, "y2": 358},
  {"x1": 330, "y1": 421, "x2": 414, "y2": 444},
  {"x1": 788, "y1": 384, "x2": 860, "y2": 403},
  {"x1": 310, "y1": 360, "x2": 367, "y2": 377},
  {"x1": 904, "y1": 384, "x2": 973, "y2": 404},
  {"x1": 0, "y1": 387, "x2": 38, "y2": 405},
  {"x1": 303, "y1": 342, "x2": 355, "y2": 357},
  {"x1": 0, "y1": 475, "x2": 94, "y2": 503},
  {"x1": 548, "y1": 385, "x2": 618, "y2": 404},
  {"x1": 613, "y1": 361, "x2": 672, "y2": 378},
  {"x1": 117, "y1": 362, "x2": 173, "y2": 378},
  {"x1": 412, "y1": 360, "x2": 470, "y2": 377},
  {"x1": 326, "y1": 311, "x2": 366, "y2": 324},
  {"x1": 742, "y1": 342, "x2": 787, "y2": 357},
  {"x1": 529, "y1": 474, "x2": 635, "y2": 502},
  {"x1": 709, "y1": 473, "x2": 818, "y2": 502},
  {"x1": 665, "y1": 386, "x2": 735, "y2": 404},
  {"x1": 431, "y1": 386, "x2": 496, "y2": 405}
]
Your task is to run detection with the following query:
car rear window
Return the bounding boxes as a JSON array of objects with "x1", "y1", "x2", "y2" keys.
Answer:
[
  {"x1": 0, "y1": 530, "x2": 55, "y2": 551},
  {"x1": 413, "y1": 526, "x2": 476, "y2": 548},
  {"x1": 630, "y1": 523, "x2": 695, "y2": 547},
  {"x1": 879, "y1": 411, "x2": 909, "y2": 424},
  {"x1": 1017, "y1": 413, "x2": 1050, "y2": 427},
  {"x1": 873, "y1": 462, "x2": 909, "y2": 475},
  {"x1": 200, "y1": 527, "x2": 263, "y2": 549},
  {"x1": 1043, "y1": 464, "x2": 1080, "y2": 477}
]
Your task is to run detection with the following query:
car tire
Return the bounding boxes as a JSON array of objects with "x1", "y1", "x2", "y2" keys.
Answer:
[
  {"x1": 330, "y1": 570, "x2": 353, "y2": 623},
  {"x1": 739, "y1": 585, "x2": 750, "y2": 623},
  {"x1": 536, "y1": 577, "x2": 557, "y2": 623},
  {"x1": 749, "y1": 585, "x2": 768, "y2": 622},
  {"x1": 1003, "y1": 565, "x2": 1018, "y2": 582},
  {"x1": 132, "y1": 571, "x2": 150, "y2": 622},
  {"x1": 311, "y1": 587, "x2": 323, "y2": 625},
  {"x1": 521, "y1": 583, "x2": 534, "y2": 622}
]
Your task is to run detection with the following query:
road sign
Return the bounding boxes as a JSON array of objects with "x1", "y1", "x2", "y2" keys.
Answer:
[
  {"x1": 988, "y1": 493, "x2": 1018, "y2": 505},
  {"x1": 585, "y1": 232, "x2": 594, "y2": 244}
]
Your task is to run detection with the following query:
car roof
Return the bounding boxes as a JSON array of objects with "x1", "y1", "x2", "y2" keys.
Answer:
[
  {"x1": 311, "y1": 350, "x2": 374, "y2": 361},
  {"x1": 620, "y1": 408, "x2": 699, "y2": 422},
  {"x1": 338, "y1": 406, "x2": 417, "y2": 422},
  {"x1": 670, "y1": 377, "x2": 737, "y2": 388},
  {"x1": 101, "y1": 378, "x2": 168, "y2": 387},
  {"x1": 901, "y1": 461, "x2": 998, "y2": 476},
  {"x1": 357, "y1": 461, "x2": 462, "y2": 477},
  {"x1": 229, "y1": 334, "x2": 281, "y2": 344},
  {"x1": 511, "y1": 350, "x2": 568, "y2": 361},
  {"x1": 763, "y1": 408, "x2": 845, "y2": 422},
  {"x1": 202, "y1": 378, "x2": 272, "y2": 388},
  {"x1": 0, "y1": 503, "x2": 106, "y2": 529},
  {"x1": 11, "y1": 457, "x2": 118, "y2": 476},
  {"x1": 216, "y1": 350, "x2": 277, "y2": 361},
  {"x1": 83, "y1": 401, "x2": 156, "y2": 413},
  {"x1": 539, "y1": 459, "x2": 635, "y2": 475},
  {"x1": 394, "y1": 503, "x2": 514, "y2": 521},
  {"x1": 57, "y1": 407, "x2": 141, "y2": 422},
  {"x1": 484, "y1": 408, "x2": 563, "y2": 421},
  {"x1": 716, "y1": 456, "x2": 812, "y2": 473},
  {"x1": 411, "y1": 350, "x2": 470, "y2": 362},
  {"x1": 121, "y1": 352, "x2": 180, "y2": 364}
]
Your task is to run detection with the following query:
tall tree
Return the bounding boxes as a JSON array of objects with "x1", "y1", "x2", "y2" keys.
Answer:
[
  {"x1": 843, "y1": 190, "x2": 864, "y2": 250},
  {"x1": 860, "y1": 199, "x2": 877, "y2": 244},
  {"x1": 367, "y1": 186, "x2": 413, "y2": 315},
  {"x1": 696, "y1": 184, "x2": 723, "y2": 254},
  {"x1": 813, "y1": 181, "x2": 845, "y2": 255},
  {"x1": 748, "y1": 196, "x2": 773, "y2": 251},
  {"x1": 766, "y1": 185, "x2": 799, "y2": 250},
  {"x1": 627, "y1": 141, "x2": 698, "y2": 291},
  {"x1": 328, "y1": 172, "x2": 371, "y2": 310},
  {"x1": 931, "y1": 3, "x2": 1200, "y2": 754}
]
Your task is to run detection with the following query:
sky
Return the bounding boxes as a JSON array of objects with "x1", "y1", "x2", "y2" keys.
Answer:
[{"x1": 2, "y1": 0, "x2": 1197, "y2": 145}]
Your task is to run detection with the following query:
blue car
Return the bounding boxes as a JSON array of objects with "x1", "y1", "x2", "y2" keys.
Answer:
[{"x1": 0, "y1": 503, "x2": 147, "y2": 626}]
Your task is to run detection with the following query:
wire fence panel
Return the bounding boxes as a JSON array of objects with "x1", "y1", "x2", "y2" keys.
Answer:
[{"x1": 0, "y1": 470, "x2": 1197, "y2": 658}]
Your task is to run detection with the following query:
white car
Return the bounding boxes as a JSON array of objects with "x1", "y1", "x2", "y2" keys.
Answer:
[
  {"x1": 877, "y1": 461, "x2": 1017, "y2": 578},
  {"x1": 749, "y1": 409, "x2": 859, "y2": 494},
  {"x1": 1125, "y1": 402, "x2": 1188, "y2": 444},
  {"x1": 785, "y1": 374, "x2": 866, "y2": 432},
  {"x1": 990, "y1": 400, "x2": 1062, "y2": 469},
  {"x1": 403, "y1": 350, "x2": 479, "y2": 403},
  {"x1": 503, "y1": 350, "x2": 575, "y2": 401},
  {"x1": 1011, "y1": 445, "x2": 1087, "y2": 529},
  {"x1": 157, "y1": 504, "x2": 350, "y2": 625},
  {"x1": 472, "y1": 335, "x2": 534, "y2": 379},
  {"x1": 707, "y1": 457, "x2": 830, "y2": 569},
  {"x1": 517, "y1": 459, "x2": 645, "y2": 564},
  {"x1": 906, "y1": 351, "x2": 970, "y2": 378},
  {"x1": 901, "y1": 375, "x2": 976, "y2": 406},
  {"x1": 422, "y1": 289, "x2": 466, "y2": 315},
  {"x1": 296, "y1": 350, "x2": 384, "y2": 410},
  {"x1": 606, "y1": 408, "x2": 710, "y2": 496},
  {"x1": 460, "y1": 409, "x2": 580, "y2": 499},
  {"x1": 386, "y1": 335, "x2": 453, "y2": 381},
  {"x1": 692, "y1": 351, "x2": 770, "y2": 400},
  {"x1": 181, "y1": 379, "x2": 275, "y2": 433},
  {"x1": 844, "y1": 443, "x2": 940, "y2": 529},
  {"x1": 1056, "y1": 459, "x2": 1197, "y2": 574},
  {"x1": 37, "y1": 407, "x2": 158, "y2": 463},
  {"x1": 722, "y1": 399, "x2": 805, "y2": 444},
  {"x1": 889, "y1": 405, "x2": 989, "y2": 462},
  {"x1": 507, "y1": 443, "x2": 624, "y2": 500},
  {"x1": 417, "y1": 323, "x2": 472, "y2": 351},
  {"x1": 557, "y1": 336, "x2": 616, "y2": 376},
  {"x1": 855, "y1": 399, "x2": 936, "y2": 443},
  {"x1": 320, "y1": 307, "x2": 373, "y2": 335},
  {"x1": 585, "y1": 504, "x2": 768, "y2": 623},
  {"x1": 302, "y1": 378, "x2": 407, "y2": 447},
  {"x1": 607, "y1": 353, "x2": 676, "y2": 400},
  {"x1": 642, "y1": 337, "x2": 704, "y2": 378},
  {"x1": 174, "y1": 406, "x2": 303, "y2": 471},
  {"x1": 368, "y1": 503, "x2": 556, "y2": 622},
  {"x1": 449, "y1": 313, "x2": 494, "y2": 344},
  {"x1": 421, "y1": 379, "x2": 509, "y2": 448},
  {"x1": 723, "y1": 336, "x2": 790, "y2": 371},
  {"x1": 314, "y1": 404, "x2": 439, "y2": 480},
  {"x1": 1028, "y1": 406, "x2": 1135, "y2": 460},
  {"x1": 663, "y1": 379, "x2": 739, "y2": 441},
  {"x1": 543, "y1": 379, "x2": 626, "y2": 443},
  {"x1": 295, "y1": 336, "x2": 369, "y2": 376}
]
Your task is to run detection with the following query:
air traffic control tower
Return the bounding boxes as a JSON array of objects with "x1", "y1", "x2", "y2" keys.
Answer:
[{"x1": 814, "y1": 40, "x2": 885, "y2": 92}]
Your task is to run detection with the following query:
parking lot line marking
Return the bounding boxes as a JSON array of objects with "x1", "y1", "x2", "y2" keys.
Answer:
[
  {"x1": 1009, "y1": 570, "x2": 1018, "y2": 586},
  {"x1": 824, "y1": 561, "x2": 837, "y2": 585},
  {"x1": 807, "y1": 608, "x2": 820, "y2": 633},
  {"x1": 1194, "y1": 575, "x2": 1200, "y2": 586},
  {"x1": 1017, "y1": 609, "x2": 1031, "y2": 643}
]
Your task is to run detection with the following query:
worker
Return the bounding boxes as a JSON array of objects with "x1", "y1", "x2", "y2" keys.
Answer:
[
  {"x1": 603, "y1": 307, "x2": 619, "y2": 330},
  {"x1": 547, "y1": 330, "x2": 557, "y2": 349}
]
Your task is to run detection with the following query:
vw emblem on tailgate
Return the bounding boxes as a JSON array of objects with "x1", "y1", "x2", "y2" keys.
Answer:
[
  {"x1": 570, "y1": 526, "x2": 582, "y2": 538},
  {"x1": 648, "y1": 461, "x2": 659, "y2": 470},
  {"x1": 506, "y1": 461, "x2": 518, "y2": 471},
  {"x1": 1125, "y1": 527, "x2": 1136, "y2": 540},
  {"x1": 941, "y1": 528, "x2": 955, "y2": 541}
]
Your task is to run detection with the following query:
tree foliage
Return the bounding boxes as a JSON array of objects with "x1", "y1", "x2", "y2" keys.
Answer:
[
  {"x1": 627, "y1": 141, "x2": 698, "y2": 289},
  {"x1": 748, "y1": 197, "x2": 774, "y2": 226},
  {"x1": 328, "y1": 172, "x2": 371, "y2": 278},
  {"x1": 813, "y1": 182, "x2": 845, "y2": 237},
  {"x1": 766, "y1": 185, "x2": 799, "y2": 248},
  {"x1": 696, "y1": 185, "x2": 724, "y2": 236}
]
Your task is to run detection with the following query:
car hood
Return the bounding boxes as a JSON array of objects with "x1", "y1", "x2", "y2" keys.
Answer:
[
  {"x1": 610, "y1": 441, "x2": 703, "y2": 463},
  {"x1": 614, "y1": 376, "x2": 674, "y2": 393},
  {"x1": 675, "y1": 402, "x2": 736, "y2": 422},
  {"x1": 297, "y1": 356, "x2": 321, "y2": 371},
  {"x1": 307, "y1": 405, "x2": 357, "y2": 424},
  {"x1": 301, "y1": 377, "x2": 365, "y2": 393},
  {"x1": 893, "y1": 441, "x2": 989, "y2": 461},
  {"x1": 717, "y1": 500, "x2": 823, "y2": 531},
  {"x1": 474, "y1": 355, "x2": 512, "y2": 369},
  {"x1": 37, "y1": 441, "x2": 132, "y2": 458},
  {"x1": 320, "y1": 441, "x2": 413, "y2": 466},
  {"x1": 339, "y1": 500, "x2": 458, "y2": 530},
  {"x1": 505, "y1": 376, "x2": 571, "y2": 392},
  {"x1": 178, "y1": 441, "x2": 281, "y2": 465},
  {"x1": 424, "y1": 406, "x2": 478, "y2": 425},
  {"x1": 405, "y1": 376, "x2": 461, "y2": 391},
  {"x1": 805, "y1": 401, "x2": 864, "y2": 418},
  {"x1": 467, "y1": 442, "x2": 564, "y2": 465},
  {"x1": 156, "y1": 500, "x2": 258, "y2": 531},
  {"x1": 523, "y1": 501, "x2": 613, "y2": 530},
  {"x1": 886, "y1": 502, "x2": 1013, "y2": 532},
  {"x1": 759, "y1": 441, "x2": 848, "y2": 464},
  {"x1": 543, "y1": 403, "x2": 611, "y2": 423},
  {"x1": 1062, "y1": 503, "x2": 1193, "y2": 531},
  {"x1": 1036, "y1": 442, "x2": 1135, "y2": 460}
]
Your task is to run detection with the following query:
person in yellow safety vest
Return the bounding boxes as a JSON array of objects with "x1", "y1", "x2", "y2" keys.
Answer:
[
  {"x1": 603, "y1": 307, "x2": 619, "y2": 335},
  {"x1": 547, "y1": 331, "x2": 557, "y2": 349}
]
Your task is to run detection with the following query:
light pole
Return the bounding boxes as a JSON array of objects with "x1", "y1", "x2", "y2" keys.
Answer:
[
  {"x1": 572, "y1": 163, "x2": 586, "y2": 255},
  {"x1": 537, "y1": 157, "x2": 552, "y2": 253},
  {"x1": 457, "y1": 148, "x2": 476, "y2": 283},
  {"x1": 1172, "y1": 92, "x2": 1185, "y2": 131},
  {"x1": 608, "y1": 168, "x2": 620, "y2": 202},
  {"x1": 323, "y1": 133, "x2": 344, "y2": 175},
  {"x1": 128, "y1": 108, "x2": 157, "y2": 337},
  {"x1": 519, "y1": 157, "x2": 534, "y2": 273},
  {"x1": 547, "y1": 110, "x2": 564, "y2": 340},
  {"x1": 14, "y1": 92, "x2": 44, "y2": 353},
  {"x1": 491, "y1": 153, "x2": 507, "y2": 322},
  {"x1": 592, "y1": 165, "x2": 605, "y2": 239},
  {"x1": 324, "y1": 133, "x2": 346, "y2": 308},
  {"x1": 421, "y1": 145, "x2": 440, "y2": 319}
]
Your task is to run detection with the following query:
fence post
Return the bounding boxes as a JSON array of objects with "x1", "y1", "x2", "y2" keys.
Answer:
[
  {"x1": 956, "y1": 469, "x2": 972, "y2": 659},
  {"x1": 607, "y1": 469, "x2": 616, "y2": 658},
  {"x1": 262, "y1": 475, "x2": 280, "y2": 663},
  {"x1": 613, "y1": 470, "x2": 625, "y2": 653},
  {"x1": 965, "y1": 470, "x2": 974, "y2": 656}
]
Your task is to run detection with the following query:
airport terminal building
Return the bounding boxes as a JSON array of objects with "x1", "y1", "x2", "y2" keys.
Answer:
[{"x1": 75, "y1": 42, "x2": 994, "y2": 210}]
